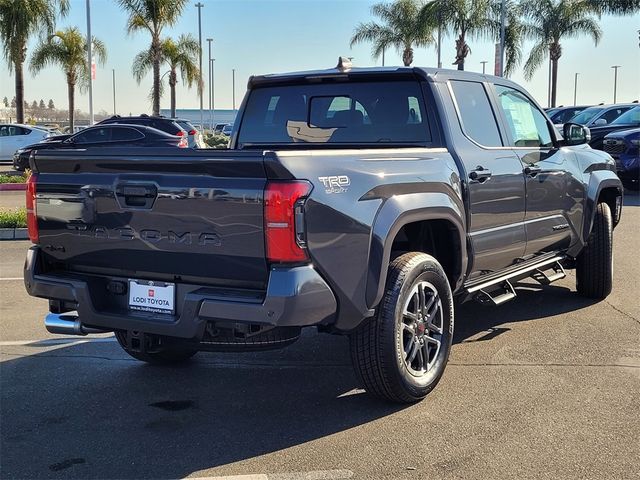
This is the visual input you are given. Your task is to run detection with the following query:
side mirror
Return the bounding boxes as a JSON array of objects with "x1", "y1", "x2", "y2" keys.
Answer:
[
  {"x1": 563, "y1": 123, "x2": 591, "y2": 146},
  {"x1": 594, "y1": 118, "x2": 607, "y2": 126}
]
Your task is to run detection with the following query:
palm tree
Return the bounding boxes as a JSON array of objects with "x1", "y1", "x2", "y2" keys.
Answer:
[
  {"x1": 30, "y1": 27, "x2": 107, "y2": 130},
  {"x1": 118, "y1": 0, "x2": 189, "y2": 116},
  {"x1": 420, "y1": 0, "x2": 497, "y2": 71},
  {"x1": 350, "y1": 0, "x2": 436, "y2": 66},
  {"x1": 0, "y1": 0, "x2": 69, "y2": 123},
  {"x1": 520, "y1": 0, "x2": 602, "y2": 108},
  {"x1": 132, "y1": 34, "x2": 200, "y2": 118}
]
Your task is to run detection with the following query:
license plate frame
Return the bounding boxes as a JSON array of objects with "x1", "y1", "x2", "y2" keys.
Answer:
[{"x1": 128, "y1": 280, "x2": 175, "y2": 315}]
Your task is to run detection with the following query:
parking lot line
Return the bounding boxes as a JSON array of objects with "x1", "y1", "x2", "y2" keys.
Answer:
[{"x1": 186, "y1": 470, "x2": 354, "y2": 480}]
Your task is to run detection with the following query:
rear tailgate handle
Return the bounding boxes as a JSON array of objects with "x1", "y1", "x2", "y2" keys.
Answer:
[{"x1": 116, "y1": 184, "x2": 157, "y2": 208}]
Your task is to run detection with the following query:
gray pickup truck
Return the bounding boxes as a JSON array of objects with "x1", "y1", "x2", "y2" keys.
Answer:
[{"x1": 24, "y1": 60, "x2": 623, "y2": 403}]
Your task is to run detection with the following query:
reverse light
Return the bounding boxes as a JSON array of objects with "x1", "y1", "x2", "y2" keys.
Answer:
[
  {"x1": 264, "y1": 181, "x2": 312, "y2": 263},
  {"x1": 177, "y1": 135, "x2": 188, "y2": 148},
  {"x1": 26, "y1": 173, "x2": 38, "y2": 243}
]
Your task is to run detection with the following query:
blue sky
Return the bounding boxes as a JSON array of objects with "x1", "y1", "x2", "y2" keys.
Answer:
[{"x1": 1, "y1": 0, "x2": 639, "y2": 115}]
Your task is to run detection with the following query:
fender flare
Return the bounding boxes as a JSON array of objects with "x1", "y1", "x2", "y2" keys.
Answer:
[
  {"x1": 583, "y1": 170, "x2": 623, "y2": 243},
  {"x1": 365, "y1": 192, "x2": 467, "y2": 309}
]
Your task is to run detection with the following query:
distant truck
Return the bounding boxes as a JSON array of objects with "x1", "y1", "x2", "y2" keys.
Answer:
[{"x1": 24, "y1": 60, "x2": 622, "y2": 403}]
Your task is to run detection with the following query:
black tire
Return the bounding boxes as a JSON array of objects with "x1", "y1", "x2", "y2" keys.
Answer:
[
  {"x1": 576, "y1": 202, "x2": 613, "y2": 299},
  {"x1": 350, "y1": 252, "x2": 454, "y2": 403},
  {"x1": 115, "y1": 331, "x2": 198, "y2": 365}
]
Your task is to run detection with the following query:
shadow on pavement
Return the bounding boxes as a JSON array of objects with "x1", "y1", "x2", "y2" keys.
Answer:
[{"x1": 1, "y1": 281, "x2": 598, "y2": 479}]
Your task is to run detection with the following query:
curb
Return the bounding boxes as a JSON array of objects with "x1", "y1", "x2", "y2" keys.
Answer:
[
  {"x1": 0, "y1": 228, "x2": 28, "y2": 240},
  {"x1": 0, "y1": 184, "x2": 26, "y2": 191}
]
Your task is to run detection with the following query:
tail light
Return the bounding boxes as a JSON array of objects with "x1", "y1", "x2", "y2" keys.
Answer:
[
  {"x1": 26, "y1": 173, "x2": 38, "y2": 243},
  {"x1": 177, "y1": 135, "x2": 188, "y2": 148},
  {"x1": 264, "y1": 181, "x2": 312, "y2": 263},
  {"x1": 176, "y1": 130, "x2": 185, "y2": 136},
  {"x1": 188, "y1": 129, "x2": 197, "y2": 136}
]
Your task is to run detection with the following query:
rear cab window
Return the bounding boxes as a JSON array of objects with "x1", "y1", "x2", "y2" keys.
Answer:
[{"x1": 237, "y1": 80, "x2": 431, "y2": 147}]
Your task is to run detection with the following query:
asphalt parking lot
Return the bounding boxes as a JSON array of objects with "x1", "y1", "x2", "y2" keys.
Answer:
[{"x1": 1, "y1": 193, "x2": 639, "y2": 480}]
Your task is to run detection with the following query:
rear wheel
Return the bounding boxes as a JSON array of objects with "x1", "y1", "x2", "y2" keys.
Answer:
[
  {"x1": 115, "y1": 331, "x2": 198, "y2": 365},
  {"x1": 576, "y1": 202, "x2": 613, "y2": 299},
  {"x1": 350, "y1": 252, "x2": 454, "y2": 403}
]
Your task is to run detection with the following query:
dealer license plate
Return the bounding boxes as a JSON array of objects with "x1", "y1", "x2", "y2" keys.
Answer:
[{"x1": 128, "y1": 280, "x2": 175, "y2": 314}]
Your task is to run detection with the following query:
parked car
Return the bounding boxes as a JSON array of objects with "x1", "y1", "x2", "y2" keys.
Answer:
[
  {"x1": 221, "y1": 123, "x2": 234, "y2": 136},
  {"x1": 213, "y1": 123, "x2": 228, "y2": 134},
  {"x1": 172, "y1": 118, "x2": 205, "y2": 148},
  {"x1": 587, "y1": 106, "x2": 640, "y2": 150},
  {"x1": 97, "y1": 115, "x2": 186, "y2": 138},
  {"x1": 13, "y1": 134, "x2": 72, "y2": 170},
  {"x1": 603, "y1": 127, "x2": 639, "y2": 190},
  {"x1": 25, "y1": 62, "x2": 622, "y2": 403},
  {"x1": 12, "y1": 124, "x2": 187, "y2": 171},
  {"x1": 0, "y1": 124, "x2": 51, "y2": 161},
  {"x1": 547, "y1": 106, "x2": 590, "y2": 125},
  {"x1": 563, "y1": 104, "x2": 635, "y2": 129}
]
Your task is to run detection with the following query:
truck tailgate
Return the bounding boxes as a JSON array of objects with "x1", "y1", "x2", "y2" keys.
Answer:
[{"x1": 32, "y1": 149, "x2": 269, "y2": 289}]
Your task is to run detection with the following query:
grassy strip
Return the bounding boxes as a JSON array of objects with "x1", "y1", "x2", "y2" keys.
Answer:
[
  {"x1": 0, "y1": 171, "x2": 29, "y2": 184},
  {"x1": 204, "y1": 134, "x2": 229, "y2": 149},
  {"x1": 0, "y1": 208, "x2": 27, "y2": 228}
]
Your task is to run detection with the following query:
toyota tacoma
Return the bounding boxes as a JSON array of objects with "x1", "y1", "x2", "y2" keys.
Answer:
[{"x1": 24, "y1": 60, "x2": 623, "y2": 403}]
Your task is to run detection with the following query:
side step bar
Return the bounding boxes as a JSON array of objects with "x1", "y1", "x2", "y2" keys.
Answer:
[
  {"x1": 45, "y1": 312, "x2": 110, "y2": 336},
  {"x1": 466, "y1": 255, "x2": 566, "y2": 306}
]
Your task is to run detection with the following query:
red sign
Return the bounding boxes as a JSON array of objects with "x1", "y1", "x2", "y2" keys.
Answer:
[
  {"x1": 148, "y1": 289, "x2": 154, "y2": 297},
  {"x1": 91, "y1": 60, "x2": 96, "y2": 80},
  {"x1": 494, "y1": 43, "x2": 502, "y2": 76}
]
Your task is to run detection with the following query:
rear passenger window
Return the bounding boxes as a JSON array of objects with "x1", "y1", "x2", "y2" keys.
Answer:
[
  {"x1": 111, "y1": 127, "x2": 143, "y2": 141},
  {"x1": 450, "y1": 81, "x2": 503, "y2": 147}
]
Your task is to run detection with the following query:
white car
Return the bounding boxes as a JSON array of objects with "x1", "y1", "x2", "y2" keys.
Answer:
[{"x1": 0, "y1": 124, "x2": 51, "y2": 161}]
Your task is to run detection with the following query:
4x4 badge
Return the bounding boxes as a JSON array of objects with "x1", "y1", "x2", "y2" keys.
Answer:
[{"x1": 318, "y1": 175, "x2": 350, "y2": 194}]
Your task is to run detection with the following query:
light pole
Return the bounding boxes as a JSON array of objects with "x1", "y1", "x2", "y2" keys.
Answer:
[
  {"x1": 211, "y1": 58, "x2": 215, "y2": 127},
  {"x1": 480, "y1": 61, "x2": 488, "y2": 74},
  {"x1": 86, "y1": 0, "x2": 94, "y2": 125},
  {"x1": 232, "y1": 68, "x2": 236, "y2": 111},
  {"x1": 206, "y1": 38, "x2": 213, "y2": 129},
  {"x1": 499, "y1": 0, "x2": 505, "y2": 77},
  {"x1": 112, "y1": 69, "x2": 116, "y2": 115},
  {"x1": 611, "y1": 65, "x2": 621, "y2": 103},
  {"x1": 195, "y1": 2, "x2": 204, "y2": 129},
  {"x1": 573, "y1": 72, "x2": 579, "y2": 106},
  {"x1": 382, "y1": 47, "x2": 385, "y2": 67}
]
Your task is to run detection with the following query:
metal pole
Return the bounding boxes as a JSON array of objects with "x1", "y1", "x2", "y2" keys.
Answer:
[
  {"x1": 232, "y1": 68, "x2": 236, "y2": 111},
  {"x1": 211, "y1": 58, "x2": 216, "y2": 127},
  {"x1": 382, "y1": 47, "x2": 385, "y2": 67},
  {"x1": 112, "y1": 69, "x2": 116, "y2": 114},
  {"x1": 547, "y1": 57, "x2": 552, "y2": 108},
  {"x1": 573, "y1": 73, "x2": 579, "y2": 106},
  {"x1": 86, "y1": 0, "x2": 94, "y2": 125},
  {"x1": 611, "y1": 65, "x2": 621, "y2": 103},
  {"x1": 206, "y1": 38, "x2": 212, "y2": 129},
  {"x1": 499, "y1": 0, "x2": 505, "y2": 77},
  {"x1": 437, "y1": 19, "x2": 442, "y2": 69},
  {"x1": 196, "y1": 2, "x2": 204, "y2": 129},
  {"x1": 481, "y1": 61, "x2": 487, "y2": 74}
]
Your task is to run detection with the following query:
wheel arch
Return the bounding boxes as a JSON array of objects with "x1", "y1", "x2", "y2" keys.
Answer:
[
  {"x1": 583, "y1": 170, "x2": 623, "y2": 243},
  {"x1": 365, "y1": 192, "x2": 467, "y2": 310}
]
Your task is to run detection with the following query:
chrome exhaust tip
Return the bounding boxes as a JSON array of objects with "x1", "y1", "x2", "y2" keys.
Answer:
[{"x1": 45, "y1": 312, "x2": 109, "y2": 336}]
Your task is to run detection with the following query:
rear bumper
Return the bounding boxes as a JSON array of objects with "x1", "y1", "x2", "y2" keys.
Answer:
[{"x1": 24, "y1": 246, "x2": 337, "y2": 339}]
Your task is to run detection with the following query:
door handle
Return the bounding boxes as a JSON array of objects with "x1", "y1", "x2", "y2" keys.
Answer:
[
  {"x1": 115, "y1": 184, "x2": 157, "y2": 208},
  {"x1": 524, "y1": 165, "x2": 542, "y2": 177},
  {"x1": 469, "y1": 166, "x2": 492, "y2": 183}
]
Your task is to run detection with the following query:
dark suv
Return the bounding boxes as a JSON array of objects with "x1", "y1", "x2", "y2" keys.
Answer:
[{"x1": 98, "y1": 115, "x2": 186, "y2": 137}]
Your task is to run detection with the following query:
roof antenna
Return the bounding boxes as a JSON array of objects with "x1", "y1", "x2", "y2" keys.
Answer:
[{"x1": 336, "y1": 56, "x2": 353, "y2": 72}]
